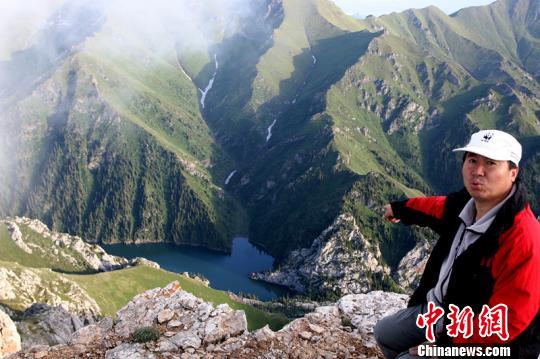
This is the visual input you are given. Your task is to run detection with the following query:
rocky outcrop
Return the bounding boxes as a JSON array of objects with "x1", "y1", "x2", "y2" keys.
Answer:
[
  {"x1": 0, "y1": 266, "x2": 100, "y2": 317},
  {"x1": 5, "y1": 218, "x2": 129, "y2": 272},
  {"x1": 0, "y1": 309, "x2": 21, "y2": 358},
  {"x1": 251, "y1": 214, "x2": 391, "y2": 296},
  {"x1": 3, "y1": 218, "x2": 159, "y2": 272},
  {"x1": 5, "y1": 223, "x2": 31, "y2": 254},
  {"x1": 16, "y1": 304, "x2": 91, "y2": 350},
  {"x1": 130, "y1": 257, "x2": 160, "y2": 270},
  {"x1": 112, "y1": 281, "x2": 247, "y2": 344},
  {"x1": 181, "y1": 272, "x2": 210, "y2": 287},
  {"x1": 394, "y1": 240, "x2": 433, "y2": 293},
  {"x1": 8, "y1": 282, "x2": 407, "y2": 358},
  {"x1": 338, "y1": 291, "x2": 408, "y2": 341}
]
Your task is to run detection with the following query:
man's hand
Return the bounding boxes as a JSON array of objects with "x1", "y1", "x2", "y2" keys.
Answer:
[{"x1": 383, "y1": 204, "x2": 400, "y2": 223}]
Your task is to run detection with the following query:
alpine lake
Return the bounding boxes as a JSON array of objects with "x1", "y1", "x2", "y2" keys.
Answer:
[{"x1": 102, "y1": 237, "x2": 291, "y2": 301}]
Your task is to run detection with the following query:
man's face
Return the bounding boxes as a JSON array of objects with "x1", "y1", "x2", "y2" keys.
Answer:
[{"x1": 462, "y1": 153, "x2": 518, "y2": 206}]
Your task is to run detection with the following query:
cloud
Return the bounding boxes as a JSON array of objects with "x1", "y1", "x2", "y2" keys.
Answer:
[
  {"x1": 93, "y1": 0, "x2": 258, "y2": 58},
  {"x1": 0, "y1": 0, "x2": 258, "y2": 62},
  {"x1": 0, "y1": 0, "x2": 67, "y2": 60},
  {"x1": 0, "y1": 0, "x2": 264, "y2": 214}
]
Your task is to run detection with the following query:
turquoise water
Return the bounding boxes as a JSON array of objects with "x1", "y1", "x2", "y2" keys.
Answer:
[{"x1": 102, "y1": 237, "x2": 290, "y2": 301}]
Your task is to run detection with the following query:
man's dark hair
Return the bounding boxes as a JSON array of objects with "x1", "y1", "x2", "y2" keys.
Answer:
[{"x1": 462, "y1": 152, "x2": 517, "y2": 169}]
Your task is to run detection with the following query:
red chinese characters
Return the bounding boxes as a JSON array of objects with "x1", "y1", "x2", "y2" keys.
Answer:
[
  {"x1": 416, "y1": 302, "x2": 445, "y2": 343},
  {"x1": 445, "y1": 304, "x2": 474, "y2": 338},
  {"x1": 416, "y1": 303, "x2": 509, "y2": 342},
  {"x1": 478, "y1": 303, "x2": 509, "y2": 341}
]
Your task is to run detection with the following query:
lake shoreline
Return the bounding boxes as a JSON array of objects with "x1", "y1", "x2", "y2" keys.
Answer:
[{"x1": 102, "y1": 238, "x2": 291, "y2": 301}]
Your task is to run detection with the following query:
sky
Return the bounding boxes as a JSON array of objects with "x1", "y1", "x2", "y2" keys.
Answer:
[{"x1": 331, "y1": 0, "x2": 496, "y2": 17}]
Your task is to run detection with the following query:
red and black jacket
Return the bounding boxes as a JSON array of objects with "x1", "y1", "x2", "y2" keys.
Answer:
[{"x1": 391, "y1": 180, "x2": 540, "y2": 358}]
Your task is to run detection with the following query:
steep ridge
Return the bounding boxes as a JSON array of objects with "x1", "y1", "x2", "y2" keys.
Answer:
[{"x1": 0, "y1": 0, "x2": 248, "y2": 251}]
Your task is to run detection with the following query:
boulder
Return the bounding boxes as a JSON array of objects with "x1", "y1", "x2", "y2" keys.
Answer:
[
  {"x1": 16, "y1": 304, "x2": 87, "y2": 349},
  {"x1": 203, "y1": 304, "x2": 247, "y2": 344}
]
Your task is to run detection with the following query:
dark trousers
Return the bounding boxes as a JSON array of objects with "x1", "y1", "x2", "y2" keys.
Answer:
[{"x1": 374, "y1": 304, "x2": 429, "y2": 358}]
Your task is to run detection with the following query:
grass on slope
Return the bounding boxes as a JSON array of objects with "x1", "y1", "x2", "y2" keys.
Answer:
[
  {"x1": 0, "y1": 222, "x2": 92, "y2": 273},
  {"x1": 1, "y1": 222, "x2": 286, "y2": 330},
  {"x1": 68, "y1": 265, "x2": 288, "y2": 331},
  {"x1": 254, "y1": 0, "x2": 313, "y2": 100},
  {"x1": 313, "y1": 0, "x2": 367, "y2": 32}
]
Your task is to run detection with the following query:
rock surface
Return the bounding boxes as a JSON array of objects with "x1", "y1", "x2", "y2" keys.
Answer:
[
  {"x1": 16, "y1": 304, "x2": 90, "y2": 350},
  {"x1": 395, "y1": 241, "x2": 433, "y2": 293},
  {"x1": 5, "y1": 223, "x2": 32, "y2": 254},
  {"x1": 251, "y1": 214, "x2": 391, "y2": 296},
  {"x1": 338, "y1": 291, "x2": 408, "y2": 343},
  {"x1": 7, "y1": 282, "x2": 408, "y2": 358},
  {"x1": 0, "y1": 308, "x2": 21, "y2": 358},
  {"x1": 0, "y1": 266, "x2": 100, "y2": 318}
]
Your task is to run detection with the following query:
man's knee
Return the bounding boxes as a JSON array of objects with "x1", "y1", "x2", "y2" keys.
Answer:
[
  {"x1": 373, "y1": 306, "x2": 425, "y2": 358},
  {"x1": 374, "y1": 315, "x2": 392, "y2": 345}
]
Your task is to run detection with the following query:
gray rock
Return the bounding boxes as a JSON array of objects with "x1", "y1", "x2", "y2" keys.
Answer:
[
  {"x1": 70, "y1": 324, "x2": 103, "y2": 346},
  {"x1": 115, "y1": 282, "x2": 189, "y2": 338},
  {"x1": 105, "y1": 343, "x2": 155, "y2": 359},
  {"x1": 395, "y1": 241, "x2": 433, "y2": 293},
  {"x1": 16, "y1": 304, "x2": 88, "y2": 349},
  {"x1": 203, "y1": 305, "x2": 247, "y2": 344},
  {"x1": 0, "y1": 267, "x2": 100, "y2": 317},
  {"x1": 130, "y1": 257, "x2": 160, "y2": 269},
  {"x1": 6, "y1": 222, "x2": 32, "y2": 253},
  {"x1": 338, "y1": 290, "x2": 408, "y2": 348},
  {"x1": 252, "y1": 325, "x2": 275, "y2": 342},
  {"x1": 97, "y1": 317, "x2": 114, "y2": 332},
  {"x1": 157, "y1": 309, "x2": 174, "y2": 324},
  {"x1": 308, "y1": 323, "x2": 325, "y2": 334},
  {"x1": 156, "y1": 338, "x2": 178, "y2": 352},
  {"x1": 170, "y1": 331, "x2": 201, "y2": 350}
]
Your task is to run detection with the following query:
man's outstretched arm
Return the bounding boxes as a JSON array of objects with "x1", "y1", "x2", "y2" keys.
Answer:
[{"x1": 385, "y1": 196, "x2": 447, "y2": 234}]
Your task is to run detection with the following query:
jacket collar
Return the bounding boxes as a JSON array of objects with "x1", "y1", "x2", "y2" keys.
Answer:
[{"x1": 458, "y1": 179, "x2": 527, "y2": 260}]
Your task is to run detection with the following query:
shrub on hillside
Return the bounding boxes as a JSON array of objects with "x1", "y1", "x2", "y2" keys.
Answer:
[{"x1": 132, "y1": 326, "x2": 160, "y2": 343}]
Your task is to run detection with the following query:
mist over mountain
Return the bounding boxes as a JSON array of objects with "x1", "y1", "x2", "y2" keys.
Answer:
[{"x1": 1, "y1": 0, "x2": 539, "y2": 295}]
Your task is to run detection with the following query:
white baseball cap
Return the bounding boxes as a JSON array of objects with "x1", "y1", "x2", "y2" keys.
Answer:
[{"x1": 452, "y1": 130, "x2": 522, "y2": 166}]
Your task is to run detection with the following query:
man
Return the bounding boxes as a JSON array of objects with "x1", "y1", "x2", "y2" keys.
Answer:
[{"x1": 374, "y1": 130, "x2": 539, "y2": 358}]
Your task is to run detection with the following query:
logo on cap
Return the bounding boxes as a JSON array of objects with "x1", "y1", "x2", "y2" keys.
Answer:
[{"x1": 481, "y1": 132, "x2": 493, "y2": 142}]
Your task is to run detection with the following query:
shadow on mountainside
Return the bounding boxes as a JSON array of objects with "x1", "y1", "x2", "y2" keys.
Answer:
[{"x1": 238, "y1": 30, "x2": 383, "y2": 258}]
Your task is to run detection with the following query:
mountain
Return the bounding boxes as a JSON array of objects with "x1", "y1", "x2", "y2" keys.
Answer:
[
  {"x1": 1, "y1": 0, "x2": 539, "y2": 296},
  {"x1": 0, "y1": 0, "x2": 251, "y2": 252}
]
